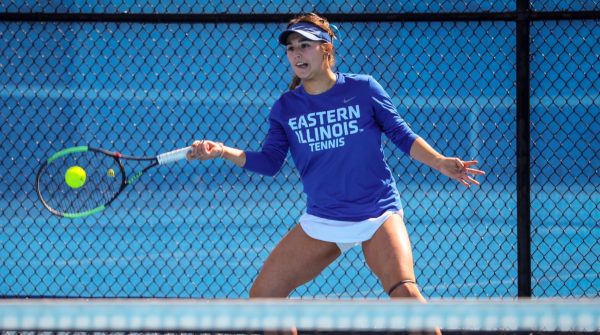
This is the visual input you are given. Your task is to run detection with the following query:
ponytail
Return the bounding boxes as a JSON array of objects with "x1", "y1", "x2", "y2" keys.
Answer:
[{"x1": 289, "y1": 75, "x2": 302, "y2": 90}]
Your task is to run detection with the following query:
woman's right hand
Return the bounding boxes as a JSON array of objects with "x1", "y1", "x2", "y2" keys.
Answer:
[{"x1": 186, "y1": 140, "x2": 224, "y2": 161}]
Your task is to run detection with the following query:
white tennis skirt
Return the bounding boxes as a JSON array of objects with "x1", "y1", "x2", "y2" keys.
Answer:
[{"x1": 299, "y1": 210, "x2": 404, "y2": 252}]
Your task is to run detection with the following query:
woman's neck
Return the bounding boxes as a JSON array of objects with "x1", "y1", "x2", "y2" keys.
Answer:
[{"x1": 302, "y1": 70, "x2": 337, "y2": 95}]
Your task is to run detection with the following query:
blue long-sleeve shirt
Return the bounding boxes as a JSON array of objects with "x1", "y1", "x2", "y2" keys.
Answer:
[{"x1": 244, "y1": 73, "x2": 418, "y2": 221}]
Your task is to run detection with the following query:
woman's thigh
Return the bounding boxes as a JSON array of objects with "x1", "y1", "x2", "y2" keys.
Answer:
[
  {"x1": 361, "y1": 213, "x2": 417, "y2": 293},
  {"x1": 250, "y1": 224, "x2": 341, "y2": 297}
]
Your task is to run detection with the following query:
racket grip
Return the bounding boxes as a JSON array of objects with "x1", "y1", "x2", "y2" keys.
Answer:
[{"x1": 156, "y1": 146, "x2": 191, "y2": 165}]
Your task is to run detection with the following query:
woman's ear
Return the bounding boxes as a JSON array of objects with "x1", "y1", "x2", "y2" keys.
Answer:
[{"x1": 322, "y1": 43, "x2": 334, "y2": 60}]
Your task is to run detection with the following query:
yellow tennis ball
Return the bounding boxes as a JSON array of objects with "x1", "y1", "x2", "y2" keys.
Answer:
[
  {"x1": 107, "y1": 168, "x2": 115, "y2": 177},
  {"x1": 65, "y1": 166, "x2": 86, "y2": 189}
]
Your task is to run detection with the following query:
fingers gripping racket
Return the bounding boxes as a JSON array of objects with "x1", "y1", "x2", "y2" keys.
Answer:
[{"x1": 36, "y1": 145, "x2": 190, "y2": 219}]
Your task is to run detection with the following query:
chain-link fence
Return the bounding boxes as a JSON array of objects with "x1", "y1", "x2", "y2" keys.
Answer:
[{"x1": 1, "y1": 1, "x2": 598, "y2": 299}]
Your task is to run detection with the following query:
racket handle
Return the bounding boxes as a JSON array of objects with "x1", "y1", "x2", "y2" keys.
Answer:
[{"x1": 156, "y1": 146, "x2": 191, "y2": 165}]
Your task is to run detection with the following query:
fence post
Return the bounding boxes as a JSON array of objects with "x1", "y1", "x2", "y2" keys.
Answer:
[{"x1": 516, "y1": 0, "x2": 532, "y2": 298}]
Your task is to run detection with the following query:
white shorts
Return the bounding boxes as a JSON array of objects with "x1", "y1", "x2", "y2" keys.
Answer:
[{"x1": 299, "y1": 209, "x2": 404, "y2": 253}]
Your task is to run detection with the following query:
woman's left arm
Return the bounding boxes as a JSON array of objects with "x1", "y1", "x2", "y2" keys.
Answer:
[{"x1": 409, "y1": 137, "x2": 486, "y2": 187}]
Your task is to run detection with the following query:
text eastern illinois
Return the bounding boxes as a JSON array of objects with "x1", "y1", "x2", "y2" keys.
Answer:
[{"x1": 288, "y1": 104, "x2": 362, "y2": 152}]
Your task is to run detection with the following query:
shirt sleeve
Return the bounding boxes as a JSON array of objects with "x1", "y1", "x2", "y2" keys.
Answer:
[
  {"x1": 369, "y1": 76, "x2": 419, "y2": 155},
  {"x1": 243, "y1": 102, "x2": 289, "y2": 176}
]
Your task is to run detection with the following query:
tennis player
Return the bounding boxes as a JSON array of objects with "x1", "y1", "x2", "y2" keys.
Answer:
[{"x1": 188, "y1": 12, "x2": 484, "y2": 335}]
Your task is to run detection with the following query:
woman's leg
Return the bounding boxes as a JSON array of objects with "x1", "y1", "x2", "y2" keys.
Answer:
[
  {"x1": 250, "y1": 223, "x2": 341, "y2": 297},
  {"x1": 250, "y1": 224, "x2": 340, "y2": 335},
  {"x1": 361, "y1": 212, "x2": 423, "y2": 298},
  {"x1": 362, "y1": 213, "x2": 441, "y2": 334}
]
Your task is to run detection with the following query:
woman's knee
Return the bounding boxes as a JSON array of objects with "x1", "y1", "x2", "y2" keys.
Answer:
[{"x1": 249, "y1": 277, "x2": 294, "y2": 298}]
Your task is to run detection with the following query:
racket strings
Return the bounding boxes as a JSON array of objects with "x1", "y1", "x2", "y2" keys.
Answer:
[{"x1": 38, "y1": 152, "x2": 122, "y2": 215}]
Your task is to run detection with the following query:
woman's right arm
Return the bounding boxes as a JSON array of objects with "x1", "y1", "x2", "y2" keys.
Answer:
[{"x1": 187, "y1": 111, "x2": 289, "y2": 176}]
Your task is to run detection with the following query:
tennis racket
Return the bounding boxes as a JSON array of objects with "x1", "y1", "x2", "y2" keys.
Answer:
[{"x1": 36, "y1": 145, "x2": 191, "y2": 219}]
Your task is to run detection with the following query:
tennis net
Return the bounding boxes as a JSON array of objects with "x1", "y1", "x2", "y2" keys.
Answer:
[{"x1": 1, "y1": 298, "x2": 598, "y2": 335}]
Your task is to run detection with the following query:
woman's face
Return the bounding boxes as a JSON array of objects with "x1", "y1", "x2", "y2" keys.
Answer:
[{"x1": 285, "y1": 33, "x2": 329, "y2": 81}]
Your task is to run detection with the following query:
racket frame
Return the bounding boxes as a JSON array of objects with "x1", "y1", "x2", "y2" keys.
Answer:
[{"x1": 36, "y1": 145, "x2": 161, "y2": 219}]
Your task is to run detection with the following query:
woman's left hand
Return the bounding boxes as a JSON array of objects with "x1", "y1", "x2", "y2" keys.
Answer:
[{"x1": 438, "y1": 158, "x2": 486, "y2": 187}]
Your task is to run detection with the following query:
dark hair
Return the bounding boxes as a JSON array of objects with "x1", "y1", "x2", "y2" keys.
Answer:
[{"x1": 286, "y1": 13, "x2": 337, "y2": 90}]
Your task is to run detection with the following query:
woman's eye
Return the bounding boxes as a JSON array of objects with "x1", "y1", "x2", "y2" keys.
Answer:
[{"x1": 286, "y1": 43, "x2": 311, "y2": 53}]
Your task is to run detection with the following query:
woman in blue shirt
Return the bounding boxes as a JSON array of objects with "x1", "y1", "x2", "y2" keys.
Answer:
[{"x1": 188, "y1": 12, "x2": 484, "y2": 326}]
